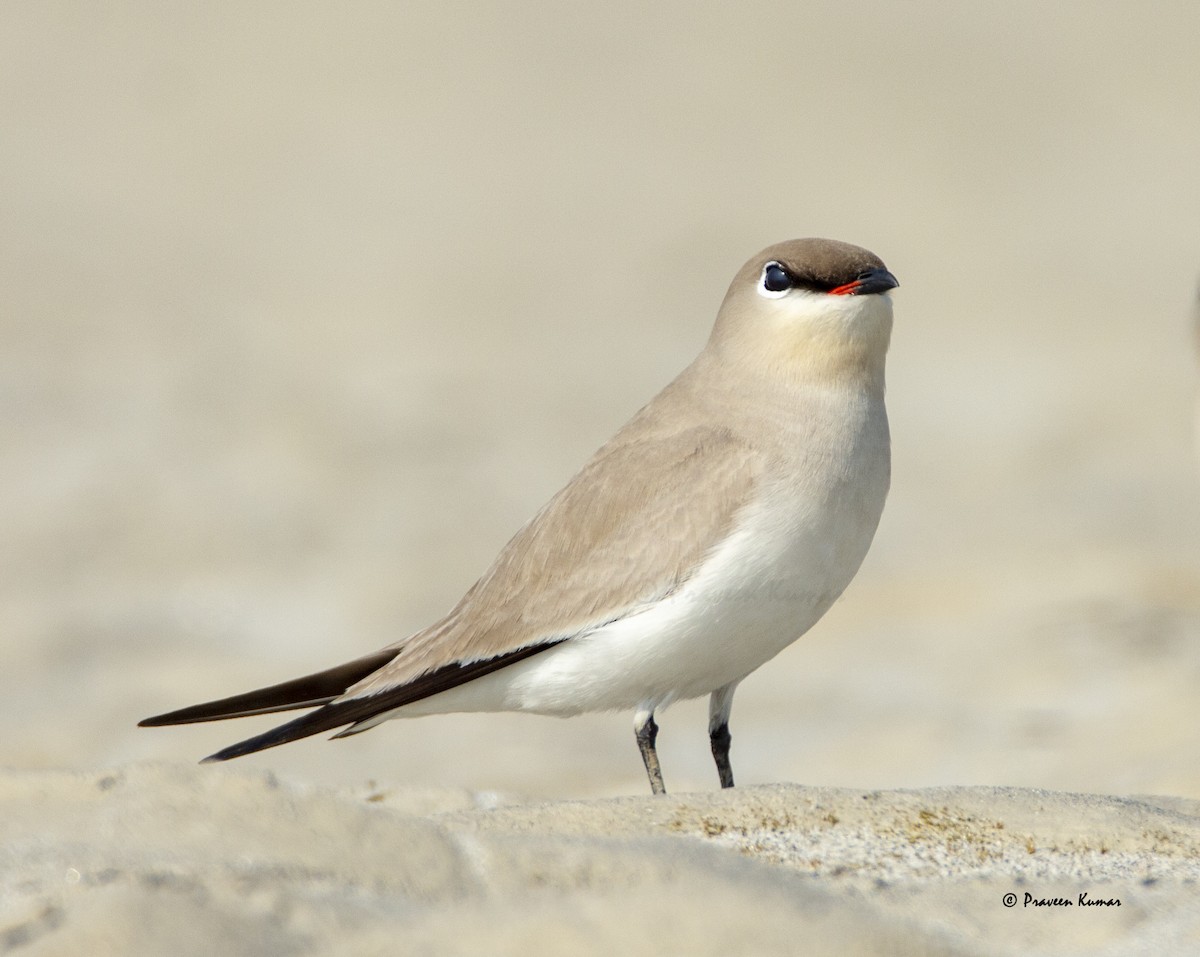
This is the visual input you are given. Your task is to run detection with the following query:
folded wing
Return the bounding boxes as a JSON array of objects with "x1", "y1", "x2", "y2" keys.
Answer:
[{"x1": 141, "y1": 423, "x2": 761, "y2": 762}]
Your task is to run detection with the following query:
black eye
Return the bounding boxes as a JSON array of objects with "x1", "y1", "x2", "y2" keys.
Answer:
[{"x1": 762, "y1": 262, "x2": 792, "y2": 293}]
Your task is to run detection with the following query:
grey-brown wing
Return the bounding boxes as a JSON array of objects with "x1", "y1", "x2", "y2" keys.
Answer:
[
  {"x1": 345, "y1": 424, "x2": 761, "y2": 698},
  {"x1": 187, "y1": 425, "x2": 761, "y2": 761}
]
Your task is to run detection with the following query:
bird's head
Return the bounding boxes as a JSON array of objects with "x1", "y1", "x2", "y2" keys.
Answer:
[{"x1": 709, "y1": 238, "x2": 898, "y2": 384}]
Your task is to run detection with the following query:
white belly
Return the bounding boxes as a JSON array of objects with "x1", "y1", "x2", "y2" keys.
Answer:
[{"x1": 397, "y1": 415, "x2": 890, "y2": 720}]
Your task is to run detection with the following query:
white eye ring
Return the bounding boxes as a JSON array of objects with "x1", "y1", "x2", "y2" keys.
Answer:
[{"x1": 757, "y1": 261, "x2": 791, "y2": 299}]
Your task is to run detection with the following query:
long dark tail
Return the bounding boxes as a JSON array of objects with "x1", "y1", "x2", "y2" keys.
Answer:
[
  {"x1": 138, "y1": 647, "x2": 401, "y2": 727},
  {"x1": 139, "y1": 639, "x2": 565, "y2": 763}
]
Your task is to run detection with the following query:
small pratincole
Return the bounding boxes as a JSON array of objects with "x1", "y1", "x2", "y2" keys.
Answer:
[{"x1": 141, "y1": 238, "x2": 898, "y2": 795}]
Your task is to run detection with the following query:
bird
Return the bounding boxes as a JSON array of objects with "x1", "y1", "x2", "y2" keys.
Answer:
[{"x1": 140, "y1": 238, "x2": 898, "y2": 795}]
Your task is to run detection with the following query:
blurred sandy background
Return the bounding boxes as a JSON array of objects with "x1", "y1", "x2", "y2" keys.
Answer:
[{"x1": 3, "y1": 1, "x2": 1200, "y2": 801}]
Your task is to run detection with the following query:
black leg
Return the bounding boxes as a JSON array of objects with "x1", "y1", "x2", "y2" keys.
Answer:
[
  {"x1": 710, "y1": 721, "x2": 734, "y2": 789},
  {"x1": 634, "y1": 711, "x2": 666, "y2": 795},
  {"x1": 708, "y1": 682, "x2": 738, "y2": 789}
]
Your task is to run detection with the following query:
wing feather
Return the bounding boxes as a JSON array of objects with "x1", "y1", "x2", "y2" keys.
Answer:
[
  {"x1": 345, "y1": 425, "x2": 760, "y2": 700},
  {"x1": 145, "y1": 417, "x2": 762, "y2": 760}
]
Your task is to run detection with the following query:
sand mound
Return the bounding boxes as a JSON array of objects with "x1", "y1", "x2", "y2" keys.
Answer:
[{"x1": 4, "y1": 763, "x2": 1199, "y2": 956}]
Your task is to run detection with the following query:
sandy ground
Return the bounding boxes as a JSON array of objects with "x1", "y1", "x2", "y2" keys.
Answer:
[
  {"x1": 5, "y1": 764, "x2": 1200, "y2": 956},
  {"x1": 3, "y1": 1, "x2": 1200, "y2": 953}
]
